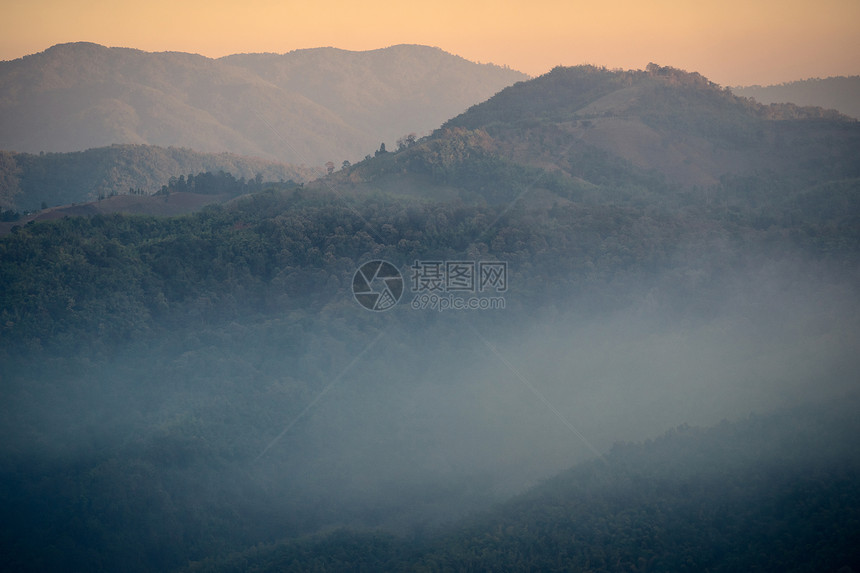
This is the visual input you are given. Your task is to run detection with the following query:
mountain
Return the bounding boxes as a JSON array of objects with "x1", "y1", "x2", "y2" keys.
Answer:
[
  {"x1": 327, "y1": 64, "x2": 860, "y2": 215},
  {"x1": 435, "y1": 63, "x2": 858, "y2": 188},
  {"x1": 0, "y1": 42, "x2": 528, "y2": 166},
  {"x1": 0, "y1": 144, "x2": 312, "y2": 212},
  {"x1": 1, "y1": 63, "x2": 859, "y2": 572},
  {"x1": 220, "y1": 45, "x2": 527, "y2": 154},
  {"x1": 732, "y1": 76, "x2": 860, "y2": 120}
]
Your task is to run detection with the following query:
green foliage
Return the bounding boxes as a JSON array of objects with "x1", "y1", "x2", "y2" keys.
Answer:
[{"x1": 0, "y1": 150, "x2": 22, "y2": 209}]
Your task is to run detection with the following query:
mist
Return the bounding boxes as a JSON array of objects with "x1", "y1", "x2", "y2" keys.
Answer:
[
  {"x1": 227, "y1": 252, "x2": 858, "y2": 530},
  {"x1": 12, "y1": 255, "x2": 854, "y2": 504},
  {"x1": 1, "y1": 209, "x2": 858, "y2": 573}
]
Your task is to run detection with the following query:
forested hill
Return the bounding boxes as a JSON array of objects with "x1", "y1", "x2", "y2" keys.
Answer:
[
  {"x1": 0, "y1": 144, "x2": 311, "y2": 213},
  {"x1": 325, "y1": 64, "x2": 860, "y2": 232},
  {"x1": 185, "y1": 397, "x2": 860, "y2": 572},
  {"x1": 0, "y1": 42, "x2": 527, "y2": 165},
  {"x1": 432, "y1": 64, "x2": 859, "y2": 188}
]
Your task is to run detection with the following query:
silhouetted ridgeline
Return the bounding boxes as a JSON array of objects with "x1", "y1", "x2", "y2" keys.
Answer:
[{"x1": 0, "y1": 43, "x2": 528, "y2": 165}]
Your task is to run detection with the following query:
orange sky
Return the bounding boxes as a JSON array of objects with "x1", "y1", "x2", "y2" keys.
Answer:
[{"x1": 2, "y1": 0, "x2": 858, "y2": 86}]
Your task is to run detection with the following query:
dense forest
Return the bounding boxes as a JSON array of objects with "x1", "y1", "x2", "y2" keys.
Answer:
[{"x1": 1, "y1": 64, "x2": 859, "y2": 571}]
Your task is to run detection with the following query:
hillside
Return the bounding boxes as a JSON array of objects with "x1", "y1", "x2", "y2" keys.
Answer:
[
  {"x1": 0, "y1": 144, "x2": 310, "y2": 213},
  {"x1": 733, "y1": 76, "x2": 860, "y2": 120},
  {"x1": 185, "y1": 398, "x2": 860, "y2": 572},
  {"x1": 327, "y1": 64, "x2": 860, "y2": 224},
  {"x1": 434, "y1": 64, "x2": 858, "y2": 188},
  {"x1": 0, "y1": 177, "x2": 305, "y2": 236},
  {"x1": 220, "y1": 45, "x2": 528, "y2": 152},
  {"x1": 0, "y1": 43, "x2": 528, "y2": 166}
]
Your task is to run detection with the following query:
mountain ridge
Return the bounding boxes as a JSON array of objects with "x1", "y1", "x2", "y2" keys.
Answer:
[
  {"x1": 0, "y1": 42, "x2": 529, "y2": 166},
  {"x1": 328, "y1": 64, "x2": 859, "y2": 197},
  {"x1": 450, "y1": 64, "x2": 857, "y2": 186},
  {"x1": 4, "y1": 63, "x2": 857, "y2": 226},
  {"x1": 732, "y1": 75, "x2": 860, "y2": 119}
]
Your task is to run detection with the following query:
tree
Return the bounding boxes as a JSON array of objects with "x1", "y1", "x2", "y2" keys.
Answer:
[
  {"x1": 325, "y1": 161, "x2": 335, "y2": 175},
  {"x1": 397, "y1": 133, "x2": 417, "y2": 151}
]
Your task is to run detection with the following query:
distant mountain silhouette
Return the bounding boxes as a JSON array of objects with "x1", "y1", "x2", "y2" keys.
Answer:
[
  {"x1": 0, "y1": 43, "x2": 528, "y2": 166},
  {"x1": 732, "y1": 76, "x2": 860, "y2": 119}
]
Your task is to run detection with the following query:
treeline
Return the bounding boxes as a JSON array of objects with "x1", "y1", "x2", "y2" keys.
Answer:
[{"x1": 155, "y1": 170, "x2": 297, "y2": 197}]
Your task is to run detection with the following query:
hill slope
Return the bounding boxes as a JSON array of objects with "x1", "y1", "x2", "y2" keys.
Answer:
[
  {"x1": 0, "y1": 43, "x2": 528, "y2": 166},
  {"x1": 185, "y1": 398, "x2": 860, "y2": 572},
  {"x1": 0, "y1": 144, "x2": 310, "y2": 212},
  {"x1": 220, "y1": 45, "x2": 527, "y2": 153},
  {"x1": 434, "y1": 64, "x2": 858, "y2": 188},
  {"x1": 314, "y1": 65, "x2": 860, "y2": 247},
  {"x1": 732, "y1": 76, "x2": 860, "y2": 119}
]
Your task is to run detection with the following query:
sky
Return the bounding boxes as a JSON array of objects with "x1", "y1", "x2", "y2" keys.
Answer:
[{"x1": 1, "y1": 0, "x2": 859, "y2": 86}]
